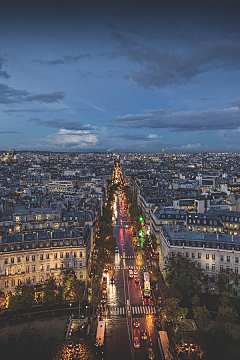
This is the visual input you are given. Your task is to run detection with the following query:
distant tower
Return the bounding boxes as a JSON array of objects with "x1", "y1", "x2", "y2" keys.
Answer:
[{"x1": 162, "y1": 149, "x2": 164, "y2": 155}]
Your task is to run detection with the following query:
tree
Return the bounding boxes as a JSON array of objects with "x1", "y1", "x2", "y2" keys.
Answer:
[
  {"x1": 208, "y1": 325, "x2": 234, "y2": 354},
  {"x1": 43, "y1": 277, "x2": 60, "y2": 305},
  {"x1": 72, "y1": 279, "x2": 86, "y2": 315},
  {"x1": 164, "y1": 254, "x2": 203, "y2": 307},
  {"x1": 193, "y1": 304, "x2": 211, "y2": 330},
  {"x1": 216, "y1": 269, "x2": 235, "y2": 295},
  {"x1": 62, "y1": 269, "x2": 77, "y2": 301},
  {"x1": 163, "y1": 297, "x2": 188, "y2": 325},
  {"x1": 8, "y1": 290, "x2": 22, "y2": 311},
  {"x1": 0, "y1": 291, "x2": 6, "y2": 308},
  {"x1": 217, "y1": 291, "x2": 238, "y2": 327},
  {"x1": 21, "y1": 284, "x2": 35, "y2": 308},
  {"x1": 191, "y1": 294, "x2": 211, "y2": 330}
]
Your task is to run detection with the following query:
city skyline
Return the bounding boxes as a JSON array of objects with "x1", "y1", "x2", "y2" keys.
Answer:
[{"x1": 1, "y1": 0, "x2": 240, "y2": 153}]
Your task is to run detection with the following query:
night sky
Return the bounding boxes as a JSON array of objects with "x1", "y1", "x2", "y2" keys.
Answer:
[{"x1": 1, "y1": 0, "x2": 240, "y2": 153}]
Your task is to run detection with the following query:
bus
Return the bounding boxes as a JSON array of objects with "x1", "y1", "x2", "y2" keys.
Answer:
[
  {"x1": 95, "y1": 320, "x2": 106, "y2": 356},
  {"x1": 158, "y1": 331, "x2": 172, "y2": 360},
  {"x1": 143, "y1": 272, "x2": 151, "y2": 298}
]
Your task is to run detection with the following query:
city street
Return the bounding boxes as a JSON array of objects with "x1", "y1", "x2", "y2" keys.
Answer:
[{"x1": 103, "y1": 192, "x2": 160, "y2": 360}]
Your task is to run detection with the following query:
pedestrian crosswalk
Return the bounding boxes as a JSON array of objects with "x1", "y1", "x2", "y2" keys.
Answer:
[
  {"x1": 107, "y1": 305, "x2": 156, "y2": 316},
  {"x1": 121, "y1": 255, "x2": 136, "y2": 259},
  {"x1": 114, "y1": 265, "x2": 146, "y2": 270}
]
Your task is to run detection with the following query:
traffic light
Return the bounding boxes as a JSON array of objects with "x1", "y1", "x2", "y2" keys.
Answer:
[{"x1": 139, "y1": 216, "x2": 143, "y2": 222}]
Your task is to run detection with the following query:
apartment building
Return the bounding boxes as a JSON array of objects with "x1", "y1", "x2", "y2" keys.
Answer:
[
  {"x1": 0, "y1": 226, "x2": 91, "y2": 293},
  {"x1": 159, "y1": 225, "x2": 240, "y2": 293}
]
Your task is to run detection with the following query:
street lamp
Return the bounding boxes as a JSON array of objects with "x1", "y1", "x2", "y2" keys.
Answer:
[{"x1": 184, "y1": 342, "x2": 195, "y2": 360}]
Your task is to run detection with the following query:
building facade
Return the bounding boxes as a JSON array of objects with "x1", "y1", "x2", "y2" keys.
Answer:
[
  {"x1": 0, "y1": 226, "x2": 91, "y2": 294},
  {"x1": 159, "y1": 225, "x2": 240, "y2": 294}
]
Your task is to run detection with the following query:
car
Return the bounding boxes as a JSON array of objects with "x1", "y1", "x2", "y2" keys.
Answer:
[
  {"x1": 155, "y1": 319, "x2": 162, "y2": 330},
  {"x1": 104, "y1": 267, "x2": 108, "y2": 273},
  {"x1": 101, "y1": 294, "x2": 107, "y2": 304},
  {"x1": 147, "y1": 348, "x2": 155, "y2": 359},
  {"x1": 141, "y1": 330, "x2": 147, "y2": 340},
  {"x1": 134, "y1": 269, "x2": 138, "y2": 276},
  {"x1": 103, "y1": 276, "x2": 107, "y2": 283},
  {"x1": 135, "y1": 276, "x2": 140, "y2": 284},
  {"x1": 102, "y1": 289, "x2": 107, "y2": 294},
  {"x1": 127, "y1": 310, "x2": 131, "y2": 318},
  {"x1": 110, "y1": 276, "x2": 114, "y2": 284},
  {"x1": 115, "y1": 247, "x2": 119, "y2": 253},
  {"x1": 133, "y1": 337, "x2": 140, "y2": 348},
  {"x1": 133, "y1": 318, "x2": 140, "y2": 328}
]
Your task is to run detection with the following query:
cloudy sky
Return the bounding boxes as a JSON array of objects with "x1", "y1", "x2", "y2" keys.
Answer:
[{"x1": 1, "y1": 0, "x2": 240, "y2": 153}]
